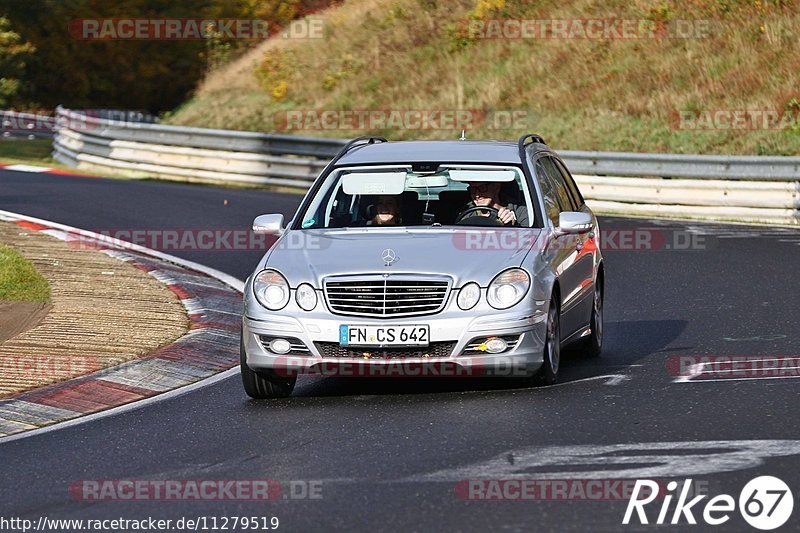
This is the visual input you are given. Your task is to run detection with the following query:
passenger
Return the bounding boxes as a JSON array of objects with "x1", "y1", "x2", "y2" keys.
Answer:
[
  {"x1": 457, "y1": 181, "x2": 528, "y2": 226},
  {"x1": 370, "y1": 195, "x2": 402, "y2": 226}
]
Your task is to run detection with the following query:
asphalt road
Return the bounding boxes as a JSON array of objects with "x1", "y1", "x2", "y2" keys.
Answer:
[{"x1": 1, "y1": 169, "x2": 799, "y2": 532}]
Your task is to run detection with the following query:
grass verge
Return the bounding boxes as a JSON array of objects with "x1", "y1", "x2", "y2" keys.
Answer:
[
  {"x1": 0, "y1": 244, "x2": 51, "y2": 302},
  {"x1": 0, "y1": 138, "x2": 55, "y2": 167}
]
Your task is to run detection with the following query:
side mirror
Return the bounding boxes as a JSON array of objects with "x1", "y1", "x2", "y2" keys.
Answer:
[
  {"x1": 253, "y1": 214, "x2": 285, "y2": 235},
  {"x1": 557, "y1": 211, "x2": 593, "y2": 235}
]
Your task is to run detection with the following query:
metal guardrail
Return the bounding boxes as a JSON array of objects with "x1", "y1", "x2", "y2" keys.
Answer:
[
  {"x1": 52, "y1": 106, "x2": 799, "y2": 225},
  {"x1": 56, "y1": 107, "x2": 344, "y2": 158},
  {"x1": 560, "y1": 150, "x2": 800, "y2": 181}
]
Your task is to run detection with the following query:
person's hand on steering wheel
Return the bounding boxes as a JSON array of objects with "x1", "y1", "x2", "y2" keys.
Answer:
[{"x1": 497, "y1": 206, "x2": 517, "y2": 225}]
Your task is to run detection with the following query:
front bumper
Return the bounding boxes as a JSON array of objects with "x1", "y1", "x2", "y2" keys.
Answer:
[{"x1": 242, "y1": 307, "x2": 547, "y2": 378}]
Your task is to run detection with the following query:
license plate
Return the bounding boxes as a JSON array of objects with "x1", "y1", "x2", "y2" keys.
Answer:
[{"x1": 339, "y1": 325, "x2": 429, "y2": 347}]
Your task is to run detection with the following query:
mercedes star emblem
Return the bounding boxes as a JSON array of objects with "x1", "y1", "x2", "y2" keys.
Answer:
[{"x1": 381, "y1": 248, "x2": 397, "y2": 266}]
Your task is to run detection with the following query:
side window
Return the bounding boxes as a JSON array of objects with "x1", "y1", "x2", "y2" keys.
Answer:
[
  {"x1": 534, "y1": 161, "x2": 560, "y2": 226},
  {"x1": 553, "y1": 158, "x2": 585, "y2": 208},
  {"x1": 541, "y1": 157, "x2": 577, "y2": 212}
]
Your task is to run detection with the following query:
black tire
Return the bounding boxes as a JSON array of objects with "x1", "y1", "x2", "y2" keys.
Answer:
[
  {"x1": 240, "y1": 331, "x2": 296, "y2": 399},
  {"x1": 532, "y1": 297, "x2": 561, "y2": 386},
  {"x1": 582, "y1": 277, "x2": 603, "y2": 358}
]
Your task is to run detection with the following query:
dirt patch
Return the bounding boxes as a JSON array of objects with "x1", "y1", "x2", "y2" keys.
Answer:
[{"x1": 0, "y1": 300, "x2": 52, "y2": 343}]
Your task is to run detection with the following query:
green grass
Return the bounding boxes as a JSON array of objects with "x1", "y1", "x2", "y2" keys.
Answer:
[
  {"x1": 0, "y1": 138, "x2": 55, "y2": 166},
  {"x1": 0, "y1": 244, "x2": 51, "y2": 302},
  {"x1": 167, "y1": 0, "x2": 800, "y2": 156}
]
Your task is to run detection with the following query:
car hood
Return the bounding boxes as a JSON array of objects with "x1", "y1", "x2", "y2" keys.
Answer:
[{"x1": 261, "y1": 228, "x2": 544, "y2": 287}]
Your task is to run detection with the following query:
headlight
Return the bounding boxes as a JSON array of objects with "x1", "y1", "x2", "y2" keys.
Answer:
[
  {"x1": 295, "y1": 283, "x2": 317, "y2": 311},
  {"x1": 253, "y1": 269, "x2": 290, "y2": 310},
  {"x1": 457, "y1": 282, "x2": 481, "y2": 310},
  {"x1": 487, "y1": 268, "x2": 530, "y2": 309}
]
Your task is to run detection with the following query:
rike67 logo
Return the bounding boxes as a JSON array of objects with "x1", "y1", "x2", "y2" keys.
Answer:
[{"x1": 623, "y1": 476, "x2": 793, "y2": 530}]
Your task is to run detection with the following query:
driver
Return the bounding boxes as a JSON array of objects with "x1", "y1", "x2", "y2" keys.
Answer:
[{"x1": 457, "y1": 181, "x2": 528, "y2": 226}]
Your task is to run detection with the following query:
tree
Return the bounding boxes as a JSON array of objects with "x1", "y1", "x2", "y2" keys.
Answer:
[{"x1": 0, "y1": 16, "x2": 34, "y2": 108}]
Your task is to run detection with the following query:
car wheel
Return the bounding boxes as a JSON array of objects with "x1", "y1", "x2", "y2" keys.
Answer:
[
  {"x1": 240, "y1": 330, "x2": 296, "y2": 399},
  {"x1": 583, "y1": 279, "x2": 603, "y2": 357},
  {"x1": 532, "y1": 297, "x2": 560, "y2": 386}
]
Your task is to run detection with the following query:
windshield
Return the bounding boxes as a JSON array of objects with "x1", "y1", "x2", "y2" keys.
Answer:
[{"x1": 298, "y1": 165, "x2": 534, "y2": 229}]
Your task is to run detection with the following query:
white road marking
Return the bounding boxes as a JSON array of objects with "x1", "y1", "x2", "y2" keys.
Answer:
[
  {"x1": 603, "y1": 374, "x2": 630, "y2": 386},
  {"x1": 672, "y1": 362, "x2": 705, "y2": 383},
  {"x1": 407, "y1": 440, "x2": 800, "y2": 482},
  {"x1": 3, "y1": 164, "x2": 53, "y2": 173},
  {"x1": 553, "y1": 374, "x2": 631, "y2": 387}
]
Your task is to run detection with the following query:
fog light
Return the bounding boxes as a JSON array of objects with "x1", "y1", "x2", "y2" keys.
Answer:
[
  {"x1": 484, "y1": 337, "x2": 508, "y2": 354},
  {"x1": 268, "y1": 338, "x2": 292, "y2": 354}
]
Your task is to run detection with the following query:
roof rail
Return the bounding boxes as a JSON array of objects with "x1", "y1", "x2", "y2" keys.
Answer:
[
  {"x1": 518, "y1": 133, "x2": 547, "y2": 149},
  {"x1": 517, "y1": 133, "x2": 547, "y2": 164},
  {"x1": 332, "y1": 135, "x2": 389, "y2": 162}
]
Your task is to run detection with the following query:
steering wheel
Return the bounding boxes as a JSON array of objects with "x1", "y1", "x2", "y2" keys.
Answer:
[{"x1": 454, "y1": 206, "x2": 504, "y2": 226}]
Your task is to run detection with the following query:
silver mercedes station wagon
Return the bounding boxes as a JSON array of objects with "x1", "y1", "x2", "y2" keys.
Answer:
[{"x1": 241, "y1": 134, "x2": 604, "y2": 398}]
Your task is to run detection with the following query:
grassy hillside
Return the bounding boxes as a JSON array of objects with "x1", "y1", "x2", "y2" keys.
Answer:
[{"x1": 166, "y1": 0, "x2": 800, "y2": 155}]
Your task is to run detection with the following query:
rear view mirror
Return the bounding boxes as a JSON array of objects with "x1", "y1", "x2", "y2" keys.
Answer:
[{"x1": 406, "y1": 175, "x2": 449, "y2": 188}]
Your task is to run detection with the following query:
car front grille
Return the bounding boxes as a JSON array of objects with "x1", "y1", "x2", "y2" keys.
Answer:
[
  {"x1": 324, "y1": 275, "x2": 451, "y2": 318},
  {"x1": 315, "y1": 341, "x2": 456, "y2": 359}
]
